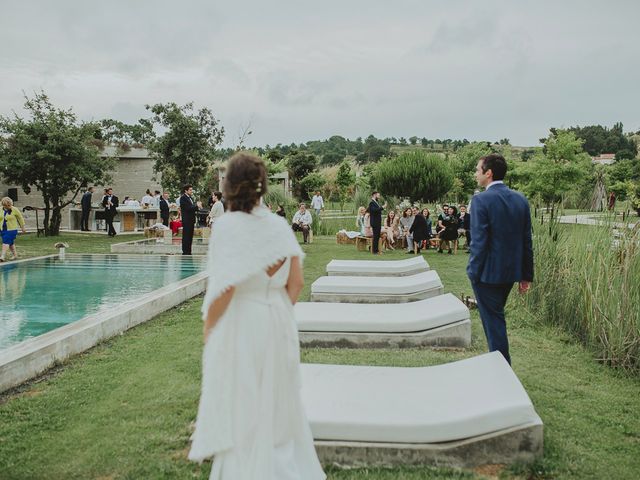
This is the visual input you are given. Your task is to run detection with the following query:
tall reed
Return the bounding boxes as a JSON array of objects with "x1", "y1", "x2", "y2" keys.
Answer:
[{"x1": 525, "y1": 211, "x2": 640, "y2": 373}]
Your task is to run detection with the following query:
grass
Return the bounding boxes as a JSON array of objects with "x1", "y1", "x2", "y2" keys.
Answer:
[
  {"x1": 10, "y1": 232, "x2": 145, "y2": 259},
  {"x1": 1, "y1": 235, "x2": 639, "y2": 479}
]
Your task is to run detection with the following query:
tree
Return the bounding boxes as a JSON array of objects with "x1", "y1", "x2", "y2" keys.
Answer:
[
  {"x1": 355, "y1": 135, "x2": 391, "y2": 164},
  {"x1": 287, "y1": 151, "x2": 317, "y2": 199},
  {"x1": 409, "y1": 136, "x2": 418, "y2": 145},
  {"x1": 145, "y1": 102, "x2": 224, "y2": 194},
  {"x1": 0, "y1": 92, "x2": 114, "y2": 235},
  {"x1": 98, "y1": 118, "x2": 155, "y2": 147},
  {"x1": 335, "y1": 160, "x2": 356, "y2": 211},
  {"x1": 499, "y1": 138, "x2": 511, "y2": 145},
  {"x1": 298, "y1": 172, "x2": 325, "y2": 201},
  {"x1": 450, "y1": 142, "x2": 492, "y2": 198},
  {"x1": 371, "y1": 151, "x2": 453, "y2": 203},
  {"x1": 516, "y1": 130, "x2": 591, "y2": 207}
]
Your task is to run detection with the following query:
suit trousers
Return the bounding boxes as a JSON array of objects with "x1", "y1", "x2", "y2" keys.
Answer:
[
  {"x1": 161, "y1": 215, "x2": 169, "y2": 227},
  {"x1": 182, "y1": 222, "x2": 194, "y2": 255},
  {"x1": 105, "y1": 212, "x2": 116, "y2": 236},
  {"x1": 471, "y1": 282, "x2": 514, "y2": 364},
  {"x1": 81, "y1": 208, "x2": 90, "y2": 231},
  {"x1": 371, "y1": 224, "x2": 381, "y2": 253}
]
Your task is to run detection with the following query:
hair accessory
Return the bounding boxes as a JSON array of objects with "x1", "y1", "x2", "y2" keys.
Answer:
[{"x1": 256, "y1": 181, "x2": 262, "y2": 193}]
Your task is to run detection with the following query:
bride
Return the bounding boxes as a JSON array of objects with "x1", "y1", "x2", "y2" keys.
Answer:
[{"x1": 189, "y1": 152, "x2": 326, "y2": 480}]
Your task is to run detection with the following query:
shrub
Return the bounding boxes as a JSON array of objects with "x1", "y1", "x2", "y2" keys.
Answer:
[{"x1": 371, "y1": 151, "x2": 453, "y2": 203}]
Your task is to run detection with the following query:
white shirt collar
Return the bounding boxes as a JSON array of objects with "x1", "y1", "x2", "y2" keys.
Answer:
[{"x1": 486, "y1": 180, "x2": 504, "y2": 190}]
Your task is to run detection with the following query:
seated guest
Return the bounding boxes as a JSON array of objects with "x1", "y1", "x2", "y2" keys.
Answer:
[
  {"x1": 356, "y1": 206, "x2": 366, "y2": 236},
  {"x1": 399, "y1": 207, "x2": 414, "y2": 254},
  {"x1": 383, "y1": 210, "x2": 399, "y2": 250},
  {"x1": 421, "y1": 208, "x2": 433, "y2": 249},
  {"x1": 292, "y1": 203, "x2": 313, "y2": 243},
  {"x1": 435, "y1": 204, "x2": 449, "y2": 236},
  {"x1": 438, "y1": 206, "x2": 459, "y2": 254},
  {"x1": 409, "y1": 207, "x2": 428, "y2": 254},
  {"x1": 275, "y1": 204, "x2": 286, "y2": 218},
  {"x1": 169, "y1": 212, "x2": 183, "y2": 236},
  {"x1": 363, "y1": 208, "x2": 373, "y2": 237}
]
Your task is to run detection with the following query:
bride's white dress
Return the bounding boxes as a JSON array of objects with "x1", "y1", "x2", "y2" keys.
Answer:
[{"x1": 190, "y1": 257, "x2": 325, "y2": 480}]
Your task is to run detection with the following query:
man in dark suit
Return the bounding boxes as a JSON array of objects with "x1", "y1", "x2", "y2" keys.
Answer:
[
  {"x1": 159, "y1": 191, "x2": 171, "y2": 227},
  {"x1": 101, "y1": 188, "x2": 119, "y2": 237},
  {"x1": 467, "y1": 154, "x2": 533, "y2": 364},
  {"x1": 179, "y1": 184, "x2": 197, "y2": 255},
  {"x1": 458, "y1": 204, "x2": 471, "y2": 250},
  {"x1": 368, "y1": 191, "x2": 386, "y2": 255},
  {"x1": 80, "y1": 186, "x2": 94, "y2": 231}
]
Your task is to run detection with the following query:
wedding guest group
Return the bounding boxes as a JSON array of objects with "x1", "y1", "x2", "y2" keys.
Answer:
[{"x1": 1, "y1": 197, "x2": 26, "y2": 262}]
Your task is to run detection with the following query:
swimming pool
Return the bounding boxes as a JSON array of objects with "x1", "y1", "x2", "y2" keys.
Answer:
[{"x1": 0, "y1": 254, "x2": 205, "y2": 351}]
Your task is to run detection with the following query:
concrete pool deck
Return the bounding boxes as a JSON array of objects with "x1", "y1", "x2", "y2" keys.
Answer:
[
  {"x1": 0, "y1": 254, "x2": 207, "y2": 393},
  {"x1": 111, "y1": 238, "x2": 209, "y2": 255}
]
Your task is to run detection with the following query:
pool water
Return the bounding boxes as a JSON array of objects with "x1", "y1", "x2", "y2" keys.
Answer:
[{"x1": 0, "y1": 254, "x2": 205, "y2": 350}]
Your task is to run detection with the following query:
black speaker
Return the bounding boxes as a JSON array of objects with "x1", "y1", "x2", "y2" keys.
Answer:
[{"x1": 8, "y1": 188, "x2": 18, "y2": 202}]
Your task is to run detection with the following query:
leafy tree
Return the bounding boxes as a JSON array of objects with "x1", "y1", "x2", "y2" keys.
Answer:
[
  {"x1": 566, "y1": 122, "x2": 637, "y2": 158},
  {"x1": 499, "y1": 138, "x2": 511, "y2": 145},
  {"x1": 409, "y1": 136, "x2": 418, "y2": 145},
  {"x1": 371, "y1": 151, "x2": 453, "y2": 203},
  {"x1": 145, "y1": 102, "x2": 224, "y2": 194},
  {"x1": 420, "y1": 137, "x2": 429, "y2": 146},
  {"x1": 320, "y1": 151, "x2": 344, "y2": 166},
  {"x1": 450, "y1": 143, "x2": 492, "y2": 198},
  {"x1": 335, "y1": 160, "x2": 356, "y2": 211},
  {"x1": 98, "y1": 118, "x2": 155, "y2": 147},
  {"x1": 516, "y1": 130, "x2": 591, "y2": 207},
  {"x1": 0, "y1": 92, "x2": 114, "y2": 235},
  {"x1": 298, "y1": 172, "x2": 325, "y2": 201},
  {"x1": 355, "y1": 135, "x2": 391, "y2": 164},
  {"x1": 398, "y1": 137, "x2": 408, "y2": 145},
  {"x1": 287, "y1": 151, "x2": 317, "y2": 199}
]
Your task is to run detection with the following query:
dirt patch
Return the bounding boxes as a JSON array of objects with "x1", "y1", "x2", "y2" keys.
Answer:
[{"x1": 473, "y1": 464, "x2": 506, "y2": 479}]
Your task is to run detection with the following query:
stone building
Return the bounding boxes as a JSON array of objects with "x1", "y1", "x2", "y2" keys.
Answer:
[{"x1": 0, "y1": 147, "x2": 161, "y2": 230}]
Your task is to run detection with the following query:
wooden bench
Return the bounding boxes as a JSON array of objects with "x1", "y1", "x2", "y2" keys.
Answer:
[{"x1": 355, "y1": 234, "x2": 386, "y2": 252}]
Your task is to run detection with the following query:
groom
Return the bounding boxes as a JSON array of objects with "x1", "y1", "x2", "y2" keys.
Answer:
[
  {"x1": 467, "y1": 154, "x2": 533, "y2": 364},
  {"x1": 368, "y1": 191, "x2": 386, "y2": 255}
]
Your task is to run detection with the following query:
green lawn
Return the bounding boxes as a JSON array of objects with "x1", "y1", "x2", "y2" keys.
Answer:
[{"x1": 0, "y1": 235, "x2": 639, "y2": 479}]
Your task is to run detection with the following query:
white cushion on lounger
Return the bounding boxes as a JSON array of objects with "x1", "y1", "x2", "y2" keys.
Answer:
[
  {"x1": 295, "y1": 293, "x2": 468, "y2": 333},
  {"x1": 311, "y1": 270, "x2": 442, "y2": 296},
  {"x1": 326, "y1": 256, "x2": 429, "y2": 276},
  {"x1": 302, "y1": 352, "x2": 542, "y2": 444}
]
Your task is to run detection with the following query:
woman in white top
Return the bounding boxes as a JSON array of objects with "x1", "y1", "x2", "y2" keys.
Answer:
[{"x1": 189, "y1": 152, "x2": 325, "y2": 480}]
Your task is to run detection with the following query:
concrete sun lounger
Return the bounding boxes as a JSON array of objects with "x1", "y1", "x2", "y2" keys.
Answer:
[
  {"x1": 310, "y1": 270, "x2": 444, "y2": 303},
  {"x1": 302, "y1": 352, "x2": 543, "y2": 469},
  {"x1": 295, "y1": 293, "x2": 471, "y2": 348},
  {"x1": 326, "y1": 256, "x2": 429, "y2": 277}
]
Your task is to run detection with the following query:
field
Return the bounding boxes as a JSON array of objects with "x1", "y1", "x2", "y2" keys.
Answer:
[{"x1": 0, "y1": 233, "x2": 639, "y2": 479}]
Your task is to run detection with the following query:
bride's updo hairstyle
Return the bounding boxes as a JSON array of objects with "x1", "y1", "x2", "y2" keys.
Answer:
[{"x1": 223, "y1": 152, "x2": 268, "y2": 213}]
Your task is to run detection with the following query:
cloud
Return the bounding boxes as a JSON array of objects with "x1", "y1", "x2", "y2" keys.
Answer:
[{"x1": 1, "y1": 0, "x2": 639, "y2": 147}]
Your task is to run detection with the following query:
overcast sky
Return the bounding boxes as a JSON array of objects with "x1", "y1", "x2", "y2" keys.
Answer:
[{"x1": 1, "y1": 0, "x2": 638, "y2": 148}]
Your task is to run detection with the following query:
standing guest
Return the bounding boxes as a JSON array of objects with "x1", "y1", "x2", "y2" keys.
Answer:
[
  {"x1": 368, "y1": 191, "x2": 386, "y2": 255},
  {"x1": 421, "y1": 208, "x2": 433, "y2": 249},
  {"x1": 363, "y1": 208, "x2": 373, "y2": 237},
  {"x1": 458, "y1": 205, "x2": 471, "y2": 250},
  {"x1": 101, "y1": 188, "x2": 119, "y2": 237},
  {"x1": 80, "y1": 186, "x2": 94, "y2": 231},
  {"x1": 159, "y1": 192, "x2": 171, "y2": 227},
  {"x1": 439, "y1": 206, "x2": 459, "y2": 254},
  {"x1": 310, "y1": 190, "x2": 325, "y2": 216},
  {"x1": 152, "y1": 190, "x2": 161, "y2": 208},
  {"x1": 180, "y1": 185, "x2": 197, "y2": 255},
  {"x1": 0, "y1": 197, "x2": 26, "y2": 262},
  {"x1": 356, "y1": 206, "x2": 366, "y2": 236},
  {"x1": 141, "y1": 189, "x2": 154, "y2": 207},
  {"x1": 275, "y1": 204, "x2": 286, "y2": 218},
  {"x1": 292, "y1": 203, "x2": 313, "y2": 243},
  {"x1": 141, "y1": 189, "x2": 156, "y2": 227},
  {"x1": 409, "y1": 208, "x2": 428, "y2": 254},
  {"x1": 399, "y1": 207, "x2": 415, "y2": 254},
  {"x1": 383, "y1": 210, "x2": 399, "y2": 249},
  {"x1": 208, "y1": 191, "x2": 225, "y2": 227},
  {"x1": 467, "y1": 154, "x2": 533, "y2": 365},
  {"x1": 608, "y1": 191, "x2": 616, "y2": 211}
]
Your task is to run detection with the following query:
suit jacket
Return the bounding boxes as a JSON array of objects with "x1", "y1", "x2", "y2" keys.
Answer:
[
  {"x1": 179, "y1": 194, "x2": 197, "y2": 227},
  {"x1": 102, "y1": 195, "x2": 119, "y2": 215},
  {"x1": 81, "y1": 191, "x2": 93, "y2": 210},
  {"x1": 409, "y1": 213, "x2": 428, "y2": 242},
  {"x1": 467, "y1": 183, "x2": 533, "y2": 284},
  {"x1": 368, "y1": 199, "x2": 384, "y2": 227},
  {"x1": 159, "y1": 198, "x2": 170, "y2": 218},
  {"x1": 459, "y1": 212, "x2": 470, "y2": 230}
]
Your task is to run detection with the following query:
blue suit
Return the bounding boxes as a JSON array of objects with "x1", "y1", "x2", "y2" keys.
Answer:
[{"x1": 467, "y1": 183, "x2": 533, "y2": 364}]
